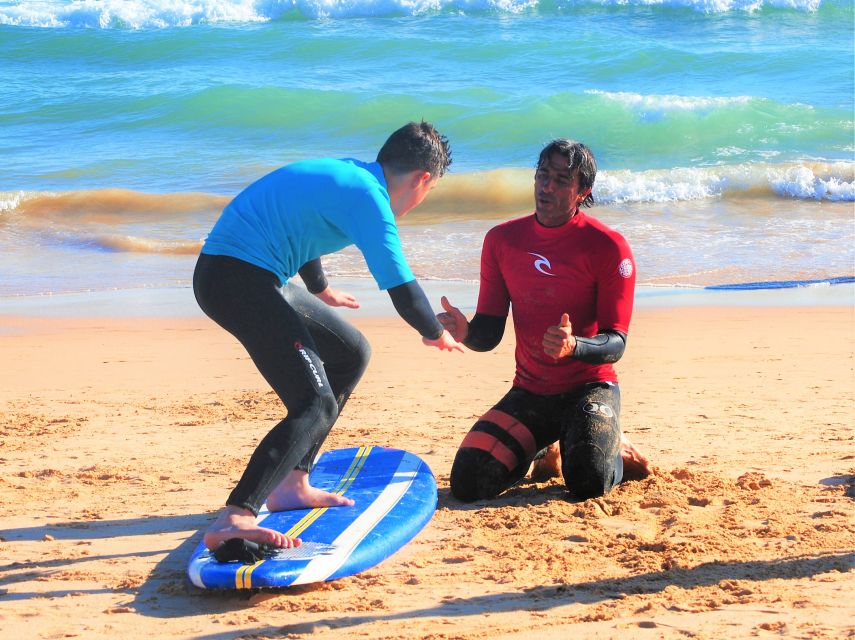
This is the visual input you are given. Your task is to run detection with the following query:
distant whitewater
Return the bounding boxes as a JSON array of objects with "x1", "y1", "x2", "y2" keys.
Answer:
[{"x1": 0, "y1": 0, "x2": 834, "y2": 29}]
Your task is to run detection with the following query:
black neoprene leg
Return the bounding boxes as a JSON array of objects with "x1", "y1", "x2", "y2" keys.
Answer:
[
  {"x1": 450, "y1": 387, "x2": 559, "y2": 502},
  {"x1": 193, "y1": 253, "x2": 369, "y2": 514},
  {"x1": 560, "y1": 382, "x2": 623, "y2": 500},
  {"x1": 281, "y1": 284, "x2": 371, "y2": 472}
]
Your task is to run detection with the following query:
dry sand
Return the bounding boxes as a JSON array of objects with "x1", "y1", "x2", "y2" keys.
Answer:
[{"x1": 0, "y1": 303, "x2": 853, "y2": 639}]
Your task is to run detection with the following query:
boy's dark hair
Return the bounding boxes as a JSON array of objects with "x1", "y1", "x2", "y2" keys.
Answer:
[
  {"x1": 537, "y1": 139, "x2": 597, "y2": 208},
  {"x1": 377, "y1": 120, "x2": 452, "y2": 179}
]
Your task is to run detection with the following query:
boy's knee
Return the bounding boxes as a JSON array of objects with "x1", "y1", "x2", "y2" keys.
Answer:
[
  {"x1": 336, "y1": 334, "x2": 371, "y2": 387},
  {"x1": 353, "y1": 338, "x2": 371, "y2": 380},
  {"x1": 357, "y1": 334, "x2": 372, "y2": 365},
  {"x1": 316, "y1": 391, "x2": 340, "y2": 426}
]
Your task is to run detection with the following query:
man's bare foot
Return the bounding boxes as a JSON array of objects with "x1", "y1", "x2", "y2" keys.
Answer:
[
  {"x1": 530, "y1": 442, "x2": 562, "y2": 481},
  {"x1": 620, "y1": 432, "x2": 652, "y2": 481},
  {"x1": 203, "y1": 506, "x2": 301, "y2": 551},
  {"x1": 265, "y1": 469, "x2": 355, "y2": 512}
]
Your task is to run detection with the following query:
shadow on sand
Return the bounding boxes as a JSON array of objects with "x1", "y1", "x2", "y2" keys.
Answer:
[{"x1": 2, "y1": 482, "x2": 851, "y2": 635}]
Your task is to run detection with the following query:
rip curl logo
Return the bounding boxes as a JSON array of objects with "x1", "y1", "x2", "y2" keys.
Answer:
[
  {"x1": 294, "y1": 341, "x2": 324, "y2": 389},
  {"x1": 583, "y1": 401, "x2": 614, "y2": 418},
  {"x1": 618, "y1": 258, "x2": 633, "y2": 279},
  {"x1": 528, "y1": 252, "x2": 556, "y2": 277}
]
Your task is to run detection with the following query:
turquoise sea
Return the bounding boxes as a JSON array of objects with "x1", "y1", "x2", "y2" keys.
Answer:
[{"x1": 1, "y1": 0, "x2": 853, "y2": 304}]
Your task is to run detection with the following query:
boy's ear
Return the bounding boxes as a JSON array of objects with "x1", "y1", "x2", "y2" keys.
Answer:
[{"x1": 412, "y1": 170, "x2": 431, "y2": 187}]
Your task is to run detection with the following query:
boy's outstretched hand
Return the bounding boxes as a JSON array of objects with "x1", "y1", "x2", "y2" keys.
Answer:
[
  {"x1": 423, "y1": 329, "x2": 464, "y2": 352},
  {"x1": 315, "y1": 287, "x2": 360, "y2": 309}
]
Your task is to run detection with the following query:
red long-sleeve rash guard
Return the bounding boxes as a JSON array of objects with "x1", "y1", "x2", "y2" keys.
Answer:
[{"x1": 475, "y1": 211, "x2": 636, "y2": 396}]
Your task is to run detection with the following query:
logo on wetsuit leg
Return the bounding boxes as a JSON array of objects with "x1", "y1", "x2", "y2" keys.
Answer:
[
  {"x1": 583, "y1": 401, "x2": 614, "y2": 418},
  {"x1": 528, "y1": 252, "x2": 556, "y2": 277},
  {"x1": 294, "y1": 341, "x2": 324, "y2": 388}
]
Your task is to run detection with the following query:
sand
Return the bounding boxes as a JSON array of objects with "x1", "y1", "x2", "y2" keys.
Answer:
[{"x1": 0, "y1": 302, "x2": 853, "y2": 639}]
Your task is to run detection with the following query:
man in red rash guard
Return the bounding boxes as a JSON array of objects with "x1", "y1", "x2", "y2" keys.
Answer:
[{"x1": 438, "y1": 139, "x2": 651, "y2": 502}]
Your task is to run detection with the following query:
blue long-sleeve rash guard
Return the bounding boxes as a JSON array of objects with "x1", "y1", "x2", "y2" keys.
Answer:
[
  {"x1": 204, "y1": 158, "x2": 443, "y2": 339},
  {"x1": 202, "y1": 158, "x2": 415, "y2": 291}
]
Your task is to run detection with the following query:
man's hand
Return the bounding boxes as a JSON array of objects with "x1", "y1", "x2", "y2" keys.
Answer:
[
  {"x1": 542, "y1": 313, "x2": 576, "y2": 360},
  {"x1": 423, "y1": 329, "x2": 464, "y2": 352},
  {"x1": 436, "y1": 296, "x2": 469, "y2": 343},
  {"x1": 315, "y1": 287, "x2": 359, "y2": 309}
]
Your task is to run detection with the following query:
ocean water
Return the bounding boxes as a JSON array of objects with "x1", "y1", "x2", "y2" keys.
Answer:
[{"x1": 1, "y1": 0, "x2": 853, "y2": 301}]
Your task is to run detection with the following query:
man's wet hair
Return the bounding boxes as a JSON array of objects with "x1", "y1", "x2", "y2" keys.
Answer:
[
  {"x1": 536, "y1": 139, "x2": 597, "y2": 208},
  {"x1": 377, "y1": 120, "x2": 452, "y2": 179}
]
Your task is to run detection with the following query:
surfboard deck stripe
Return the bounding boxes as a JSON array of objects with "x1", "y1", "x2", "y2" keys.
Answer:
[
  {"x1": 287, "y1": 450, "x2": 421, "y2": 585},
  {"x1": 236, "y1": 560, "x2": 262, "y2": 589},
  {"x1": 237, "y1": 446, "x2": 373, "y2": 589},
  {"x1": 282, "y1": 445, "x2": 372, "y2": 540},
  {"x1": 187, "y1": 446, "x2": 437, "y2": 590}
]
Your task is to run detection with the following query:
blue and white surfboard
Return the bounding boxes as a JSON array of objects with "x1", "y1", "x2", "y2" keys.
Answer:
[{"x1": 187, "y1": 446, "x2": 437, "y2": 589}]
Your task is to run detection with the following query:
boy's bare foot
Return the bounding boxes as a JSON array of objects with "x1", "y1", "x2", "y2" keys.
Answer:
[
  {"x1": 203, "y1": 506, "x2": 301, "y2": 551},
  {"x1": 265, "y1": 469, "x2": 355, "y2": 512},
  {"x1": 529, "y1": 442, "x2": 562, "y2": 481},
  {"x1": 621, "y1": 433, "x2": 652, "y2": 480}
]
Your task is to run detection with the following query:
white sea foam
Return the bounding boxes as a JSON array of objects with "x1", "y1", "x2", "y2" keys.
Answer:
[
  {"x1": 768, "y1": 165, "x2": 855, "y2": 201},
  {"x1": 596, "y1": 168, "x2": 726, "y2": 202},
  {"x1": 591, "y1": 0, "x2": 822, "y2": 12},
  {"x1": 0, "y1": 0, "x2": 826, "y2": 28},
  {"x1": 587, "y1": 90, "x2": 755, "y2": 118},
  {"x1": 0, "y1": 0, "x2": 538, "y2": 27},
  {"x1": 594, "y1": 162, "x2": 855, "y2": 203},
  {"x1": 0, "y1": 0, "x2": 267, "y2": 28},
  {"x1": 0, "y1": 191, "x2": 28, "y2": 212}
]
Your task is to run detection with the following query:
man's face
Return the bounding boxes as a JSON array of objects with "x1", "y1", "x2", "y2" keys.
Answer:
[{"x1": 534, "y1": 152, "x2": 590, "y2": 224}]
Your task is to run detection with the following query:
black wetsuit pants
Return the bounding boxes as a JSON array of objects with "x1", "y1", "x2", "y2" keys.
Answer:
[
  {"x1": 193, "y1": 253, "x2": 371, "y2": 515},
  {"x1": 450, "y1": 383, "x2": 623, "y2": 502}
]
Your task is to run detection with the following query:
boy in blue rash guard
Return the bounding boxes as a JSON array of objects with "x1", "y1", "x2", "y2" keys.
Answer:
[{"x1": 193, "y1": 121, "x2": 460, "y2": 555}]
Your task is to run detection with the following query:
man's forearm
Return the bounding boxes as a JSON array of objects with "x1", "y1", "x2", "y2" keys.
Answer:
[
  {"x1": 463, "y1": 313, "x2": 506, "y2": 351},
  {"x1": 572, "y1": 330, "x2": 627, "y2": 364}
]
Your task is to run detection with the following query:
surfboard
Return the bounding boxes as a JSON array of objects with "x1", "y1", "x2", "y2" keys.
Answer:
[
  {"x1": 705, "y1": 275, "x2": 855, "y2": 290},
  {"x1": 187, "y1": 446, "x2": 437, "y2": 589}
]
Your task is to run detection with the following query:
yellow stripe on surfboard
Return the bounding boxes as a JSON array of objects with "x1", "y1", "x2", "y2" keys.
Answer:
[
  {"x1": 235, "y1": 445, "x2": 373, "y2": 589},
  {"x1": 285, "y1": 445, "x2": 372, "y2": 538},
  {"x1": 235, "y1": 559, "x2": 263, "y2": 589}
]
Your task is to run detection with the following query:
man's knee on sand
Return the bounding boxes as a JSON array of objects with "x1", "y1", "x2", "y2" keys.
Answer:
[
  {"x1": 561, "y1": 441, "x2": 617, "y2": 501},
  {"x1": 449, "y1": 448, "x2": 513, "y2": 502},
  {"x1": 451, "y1": 442, "x2": 619, "y2": 503},
  {"x1": 561, "y1": 387, "x2": 622, "y2": 500},
  {"x1": 450, "y1": 389, "x2": 622, "y2": 502}
]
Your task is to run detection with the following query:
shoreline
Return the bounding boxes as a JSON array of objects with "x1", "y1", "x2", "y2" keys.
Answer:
[{"x1": 1, "y1": 279, "x2": 853, "y2": 318}]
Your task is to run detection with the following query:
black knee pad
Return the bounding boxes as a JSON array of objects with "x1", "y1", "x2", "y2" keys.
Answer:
[{"x1": 450, "y1": 448, "x2": 509, "y2": 502}]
